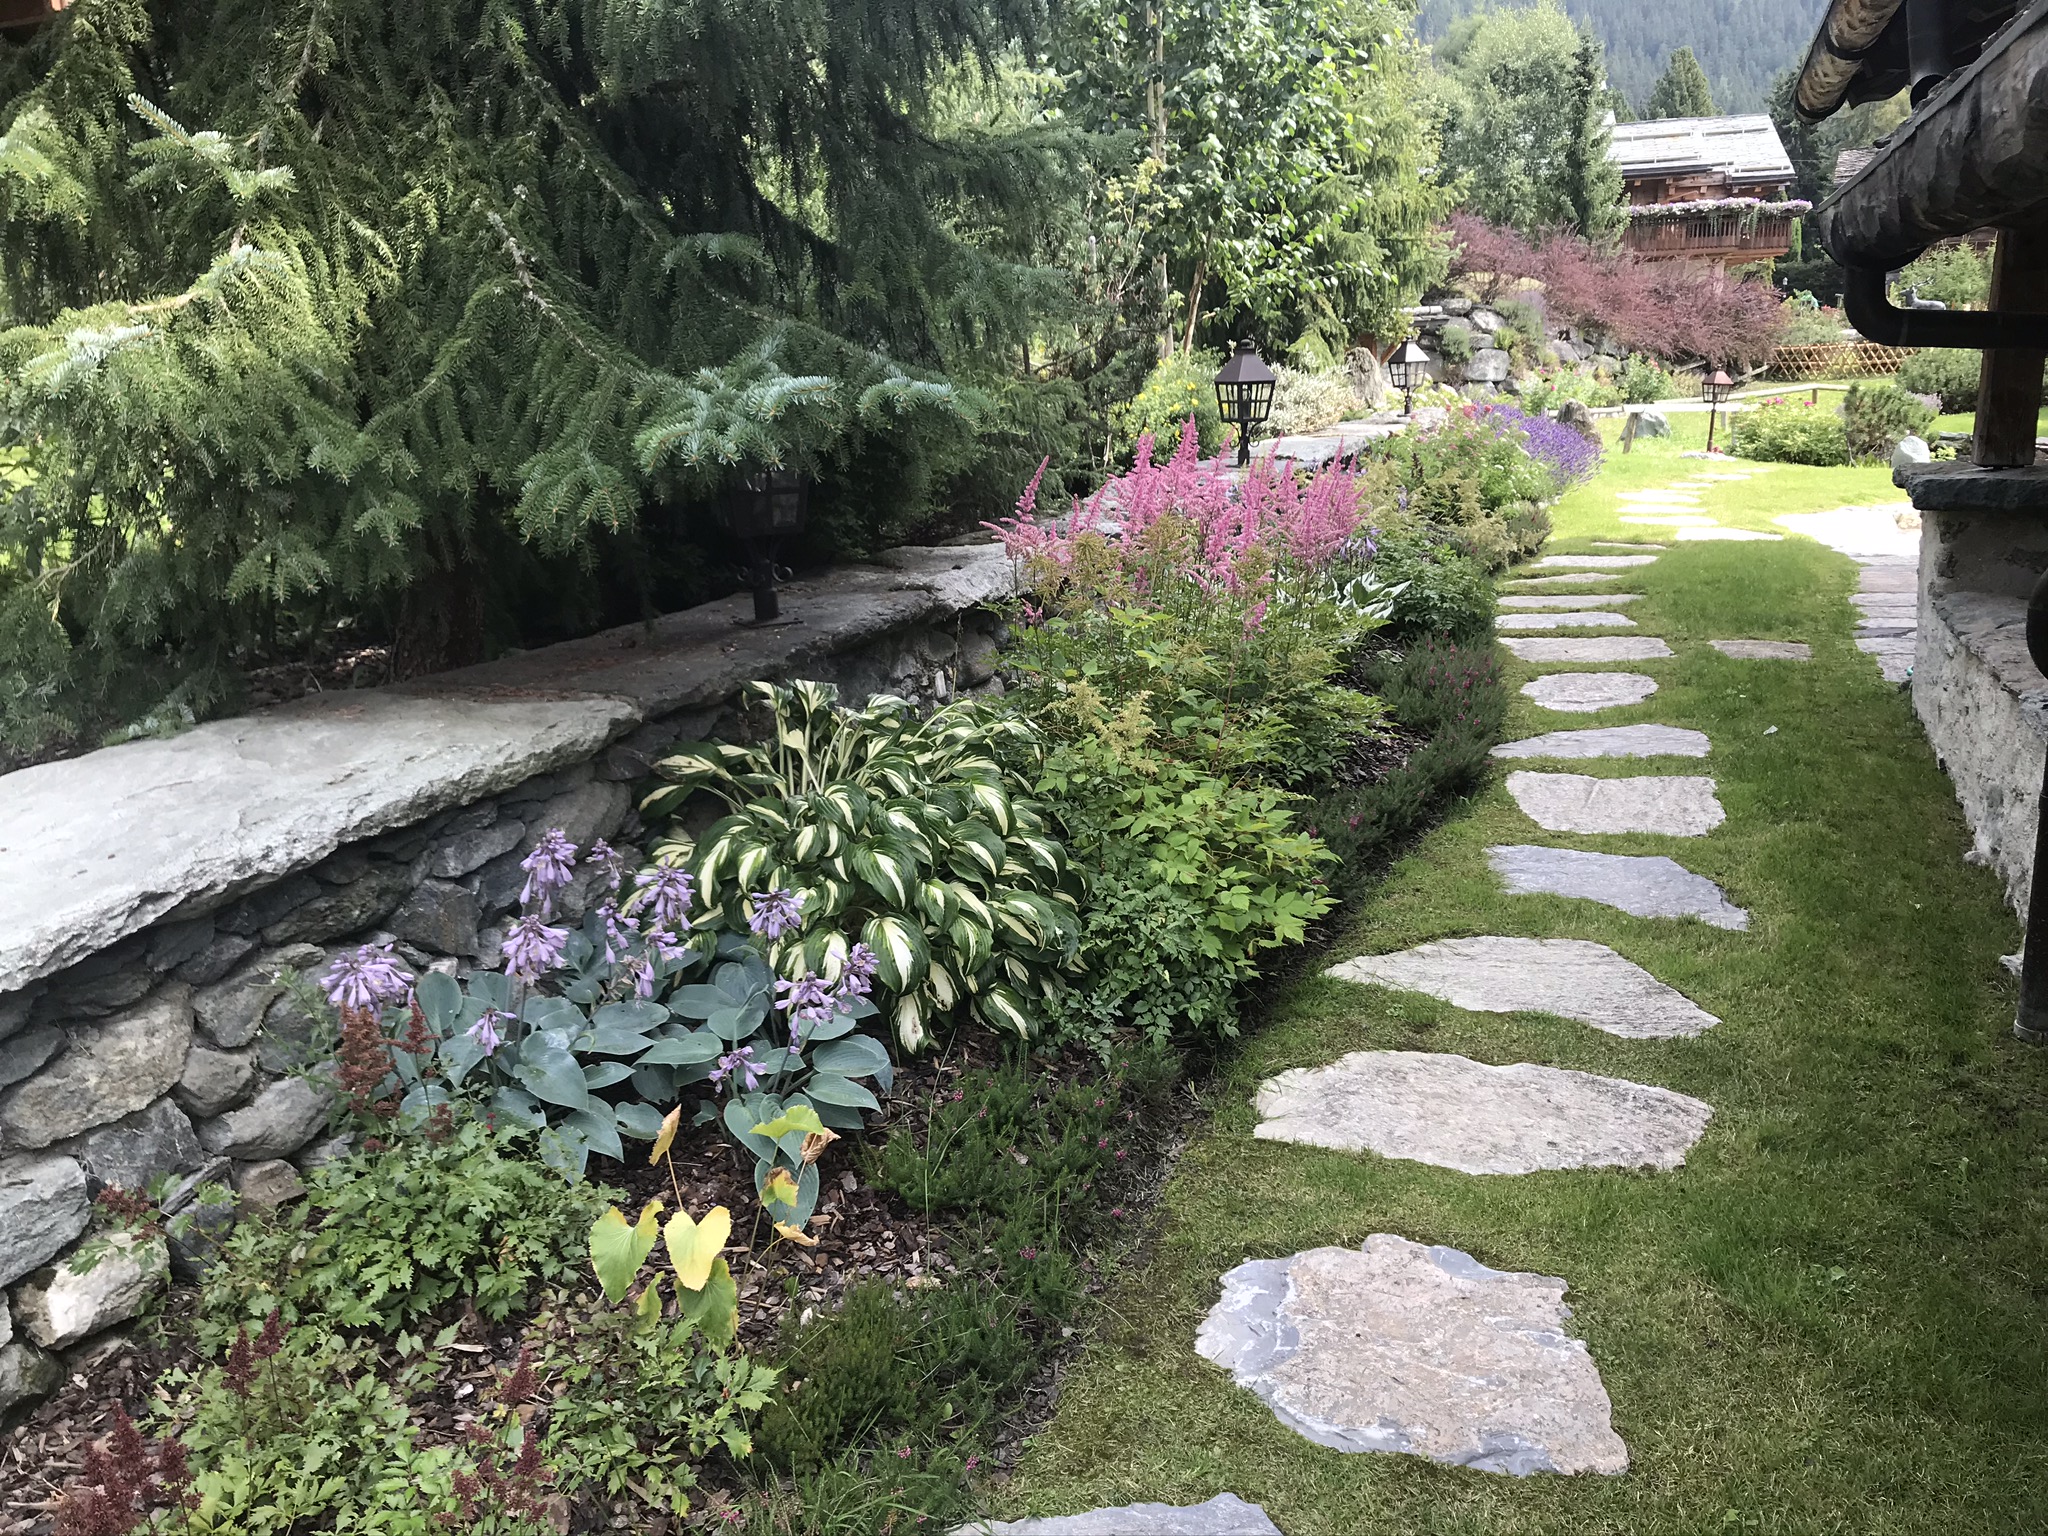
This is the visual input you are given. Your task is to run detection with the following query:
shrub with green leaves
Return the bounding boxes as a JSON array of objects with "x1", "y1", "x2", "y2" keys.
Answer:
[
  {"x1": 1896, "y1": 349, "x2": 1992, "y2": 414},
  {"x1": 1111, "y1": 349, "x2": 1224, "y2": 459},
  {"x1": 1437, "y1": 321, "x2": 1475, "y2": 364},
  {"x1": 1616, "y1": 354, "x2": 1673, "y2": 404},
  {"x1": 1733, "y1": 395, "x2": 1850, "y2": 466},
  {"x1": 1843, "y1": 382, "x2": 1936, "y2": 461},
  {"x1": 645, "y1": 681, "x2": 1082, "y2": 1052},
  {"x1": 199, "y1": 1117, "x2": 610, "y2": 1337}
]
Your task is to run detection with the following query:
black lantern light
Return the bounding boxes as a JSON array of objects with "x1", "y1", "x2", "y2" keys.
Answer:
[
  {"x1": 719, "y1": 468, "x2": 809, "y2": 626},
  {"x1": 1386, "y1": 338, "x2": 1432, "y2": 416},
  {"x1": 1702, "y1": 368, "x2": 1735, "y2": 454},
  {"x1": 1213, "y1": 339, "x2": 1278, "y2": 467}
]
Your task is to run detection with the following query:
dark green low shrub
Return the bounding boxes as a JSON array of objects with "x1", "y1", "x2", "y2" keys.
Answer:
[
  {"x1": 1843, "y1": 382, "x2": 1936, "y2": 461},
  {"x1": 1733, "y1": 395, "x2": 1849, "y2": 466},
  {"x1": 1896, "y1": 349, "x2": 1982, "y2": 414}
]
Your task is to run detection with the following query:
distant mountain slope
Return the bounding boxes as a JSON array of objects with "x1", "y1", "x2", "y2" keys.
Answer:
[{"x1": 1416, "y1": 0, "x2": 1830, "y2": 114}]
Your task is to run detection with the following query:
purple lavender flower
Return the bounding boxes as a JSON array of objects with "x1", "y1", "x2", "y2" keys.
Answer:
[
  {"x1": 629, "y1": 863, "x2": 696, "y2": 930},
  {"x1": 597, "y1": 901, "x2": 640, "y2": 964},
  {"x1": 584, "y1": 839, "x2": 626, "y2": 894},
  {"x1": 501, "y1": 913, "x2": 570, "y2": 983},
  {"x1": 709, "y1": 1045, "x2": 763, "y2": 1094},
  {"x1": 467, "y1": 1009, "x2": 511, "y2": 1057},
  {"x1": 747, "y1": 888, "x2": 805, "y2": 941},
  {"x1": 519, "y1": 829, "x2": 579, "y2": 916},
  {"x1": 321, "y1": 943, "x2": 414, "y2": 1015}
]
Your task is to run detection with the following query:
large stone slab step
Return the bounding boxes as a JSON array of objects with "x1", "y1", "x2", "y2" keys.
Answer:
[
  {"x1": 1500, "y1": 637, "x2": 1674, "y2": 663},
  {"x1": 1496, "y1": 612, "x2": 1639, "y2": 631},
  {"x1": 1491, "y1": 725, "x2": 1709, "y2": 760},
  {"x1": 1504, "y1": 772, "x2": 1726, "y2": 836},
  {"x1": 1519, "y1": 673, "x2": 1658, "y2": 713},
  {"x1": 1487, "y1": 845, "x2": 1747, "y2": 927},
  {"x1": 1498, "y1": 594, "x2": 1644, "y2": 609},
  {"x1": 953, "y1": 1496, "x2": 1280, "y2": 1535}
]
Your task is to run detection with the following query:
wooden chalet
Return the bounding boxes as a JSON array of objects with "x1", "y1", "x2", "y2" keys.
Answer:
[{"x1": 1608, "y1": 115, "x2": 1804, "y2": 265}]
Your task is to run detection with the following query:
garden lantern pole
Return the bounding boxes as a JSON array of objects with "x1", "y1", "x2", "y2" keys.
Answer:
[
  {"x1": 1213, "y1": 340, "x2": 1278, "y2": 467},
  {"x1": 1703, "y1": 368, "x2": 1734, "y2": 453},
  {"x1": 1387, "y1": 339, "x2": 1432, "y2": 416},
  {"x1": 718, "y1": 469, "x2": 810, "y2": 626}
]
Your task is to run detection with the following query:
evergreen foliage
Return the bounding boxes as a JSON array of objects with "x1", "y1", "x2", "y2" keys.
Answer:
[
  {"x1": 1643, "y1": 45, "x2": 1715, "y2": 119},
  {"x1": 0, "y1": 0, "x2": 1083, "y2": 748},
  {"x1": 1433, "y1": 0, "x2": 1623, "y2": 241}
]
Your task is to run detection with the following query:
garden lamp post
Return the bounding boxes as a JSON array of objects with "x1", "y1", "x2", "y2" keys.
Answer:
[
  {"x1": 719, "y1": 468, "x2": 809, "y2": 626},
  {"x1": 1386, "y1": 338, "x2": 1433, "y2": 416},
  {"x1": 1703, "y1": 368, "x2": 1735, "y2": 454},
  {"x1": 1213, "y1": 339, "x2": 1278, "y2": 467}
]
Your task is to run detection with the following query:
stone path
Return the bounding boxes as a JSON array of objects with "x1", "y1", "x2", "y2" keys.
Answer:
[
  {"x1": 1673, "y1": 528, "x2": 1783, "y2": 543},
  {"x1": 1255, "y1": 1051, "x2": 1715, "y2": 1173},
  {"x1": 1775, "y1": 505, "x2": 1920, "y2": 683},
  {"x1": 1491, "y1": 724, "x2": 1709, "y2": 759},
  {"x1": 1505, "y1": 572, "x2": 1628, "y2": 589},
  {"x1": 1520, "y1": 673, "x2": 1658, "y2": 712},
  {"x1": 1535, "y1": 554, "x2": 1658, "y2": 569},
  {"x1": 1592, "y1": 541, "x2": 1665, "y2": 550},
  {"x1": 954, "y1": 1497, "x2": 1282, "y2": 1535},
  {"x1": 1495, "y1": 611, "x2": 1638, "y2": 631},
  {"x1": 1504, "y1": 771, "x2": 1725, "y2": 836},
  {"x1": 1498, "y1": 593, "x2": 1644, "y2": 609},
  {"x1": 1710, "y1": 639, "x2": 1811, "y2": 660},
  {"x1": 1499, "y1": 636, "x2": 1673, "y2": 662},
  {"x1": 1487, "y1": 846, "x2": 1747, "y2": 927},
  {"x1": 1329, "y1": 937, "x2": 1719, "y2": 1038},
  {"x1": 1197, "y1": 1237, "x2": 1630, "y2": 1475}
]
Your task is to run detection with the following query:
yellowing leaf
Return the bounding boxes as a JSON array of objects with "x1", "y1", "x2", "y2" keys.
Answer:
[
  {"x1": 774, "y1": 1221, "x2": 820, "y2": 1247},
  {"x1": 665, "y1": 1204, "x2": 732, "y2": 1292},
  {"x1": 633, "y1": 1281, "x2": 664, "y2": 1329},
  {"x1": 589, "y1": 1199, "x2": 662, "y2": 1303},
  {"x1": 799, "y1": 1128, "x2": 840, "y2": 1165},
  {"x1": 649, "y1": 1104, "x2": 681, "y2": 1167},
  {"x1": 761, "y1": 1167, "x2": 800, "y2": 1211},
  {"x1": 748, "y1": 1104, "x2": 828, "y2": 1142}
]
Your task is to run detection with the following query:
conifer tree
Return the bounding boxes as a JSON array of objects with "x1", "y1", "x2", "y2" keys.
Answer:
[
  {"x1": 0, "y1": 0, "x2": 1080, "y2": 747},
  {"x1": 1644, "y1": 45, "x2": 1716, "y2": 120}
]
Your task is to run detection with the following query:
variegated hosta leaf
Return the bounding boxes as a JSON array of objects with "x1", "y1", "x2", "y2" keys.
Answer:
[
  {"x1": 977, "y1": 984, "x2": 1036, "y2": 1038},
  {"x1": 863, "y1": 912, "x2": 930, "y2": 992},
  {"x1": 925, "y1": 959, "x2": 961, "y2": 1011},
  {"x1": 946, "y1": 882, "x2": 994, "y2": 928},
  {"x1": 919, "y1": 878, "x2": 960, "y2": 930},
  {"x1": 893, "y1": 991, "x2": 928, "y2": 1052},
  {"x1": 1008, "y1": 832, "x2": 1066, "y2": 881},
  {"x1": 962, "y1": 779, "x2": 1013, "y2": 834},
  {"x1": 790, "y1": 821, "x2": 842, "y2": 864},
  {"x1": 748, "y1": 800, "x2": 793, "y2": 836},
  {"x1": 947, "y1": 822, "x2": 1004, "y2": 883},
  {"x1": 946, "y1": 915, "x2": 994, "y2": 974},
  {"x1": 816, "y1": 784, "x2": 870, "y2": 833},
  {"x1": 690, "y1": 817, "x2": 755, "y2": 884},
  {"x1": 851, "y1": 840, "x2": 921, "y2": 908},
  {"x1": 733, "y1": 841, "x2": 777, "y2": 891}
]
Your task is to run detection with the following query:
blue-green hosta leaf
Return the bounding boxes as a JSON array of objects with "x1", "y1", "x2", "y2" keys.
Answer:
[
  {"x1": 802, "y1": 1072, "x2": 881, "y2": 1112},
  {"x1": 707, "y1": 1004, "x2": 767, "y2": 1043},
  {"x1": 513, "y1": 1044, "x2": 591, "y2": 1110},
  {"x1": 564, "y1": 1105, "x2": 625, "y2": 1162},
  {"x1": 466, "y1": 971, "x2": 515, "y2": 1011},
  {"x1": 634, "y1": 1030, "x2": 725, "y2": 1067},
  {"x1": 522, "y1": 994, "x2": 581, "y2": 1032},
  {"x1": 438, "y1": 1030, "x2": 484, "y2": 1089},
  {"x1": 613, "y1": 1101, "x2": 670, "y2": 1141},
  {"x1": 397, "y1": 1081, "x2": 452, "y2": 1130},
  {"x1": 800, "y1": 1008, "x2": 857, "y2": 1042},
  {"x1": 582, "y1": 1061, "x2": 636, "y2": 1090},
  {"x1": 584, "y1": 1027, "x2": 664, "y2": 1056},
  {"x1": 862, "y1": 913, "x2": 930, "y2": 992},
  {"x1": 631, "y1": 1064, "x2": 678, "y2": 1101},
  {"x1": 813, "y1": 1098, "x2": 868, "y2": 1130},
  {"x1": 977, "y1": 984, "x2": 1036, "y2": 1039},
  {"x1": 811, "y1": 1033, "x2": 890, "y2": 1086},
  {"x1": 415, "y1": 971, "x2": 462, "y2": 1035},
  {"x1": 724, "y1": 1095, "x2": 780, "y2": 1162},
  {"x1": 491, "y1": 1085, "x2": 546, "y2": 1129},
  {"x1": 595, "y1": 1000, "x2": 669, "y2": 1033},
  {"x1": 668, "y1": 984, "x2": 729, "y2": 1020}
]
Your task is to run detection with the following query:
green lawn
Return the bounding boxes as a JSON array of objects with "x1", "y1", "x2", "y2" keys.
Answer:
[{"x1": 987, "y1": 426, "x2": 2048, "y2": 1532}]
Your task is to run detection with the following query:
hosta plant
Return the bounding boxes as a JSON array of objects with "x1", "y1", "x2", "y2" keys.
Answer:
[{"x1": 643, "y1": 680, "x2": 1082, "y2": 1050}]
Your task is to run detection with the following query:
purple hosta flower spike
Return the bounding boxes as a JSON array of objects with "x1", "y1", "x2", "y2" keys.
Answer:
[
  {"x1": 501, "y1": 913, "x2": 570, "y2": 983},
  {"x1": 321, "y1": 943, "x2": 414, "y2": 1015},
  {"x1": 776, "y1": 972, "x2": 837, "y2": 1054},
  {"x1": 836, "y1": 943, "x2": 880, "y2": 1004},
  {"x1": 747, "y1": 888, "x2": 805, "y2": 941},
  {"x1": 467, "y1": 1008, "x2": 511, "y2": 1057},
  {"x1": 646, "y1": 927, "x2": 690, "y2": 965},
  {"x1": 598, "y1": 902, "x2": 640, "y2": 964},
  {"x1": 630, "y1": 863, "x2": 696, "y2": 931},
  {"x1": 618, "y1": 953, "x2": 656, "y2": 999},
  {"x1": 710, "y1": 1045, "x2": 763, "y2": 1094},
  {"x1": 519, "y1": 829, "x2": 579, "y2": 916},
  {"x1": 584, "y1": 839, "x2": 626, "y2": 895}
]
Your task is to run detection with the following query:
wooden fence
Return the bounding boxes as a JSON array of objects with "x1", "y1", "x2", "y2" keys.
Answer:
[{"x1": 1767, "y1": 343, "x2": 1918, "y2": 381}]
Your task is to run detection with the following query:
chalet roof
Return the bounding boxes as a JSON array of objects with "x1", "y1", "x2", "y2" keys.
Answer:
[
  {"x1": 1608, "y1": 116, "x2": 1795, "y2": 186},
  {"x1": 1833, "y1": 148, "x2": 1876, "y2": 185}
]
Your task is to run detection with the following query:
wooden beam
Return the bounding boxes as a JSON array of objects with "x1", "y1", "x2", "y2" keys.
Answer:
[{"x1": 1974, "y1": 227, "x2": 2048, "y2": 469}]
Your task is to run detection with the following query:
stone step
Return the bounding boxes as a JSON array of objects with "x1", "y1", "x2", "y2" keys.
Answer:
[
  {"x1": 1710, "y1": 639, "x2": 1811, "y2": 660},
  {"x1": 1674, "y1": 528, "x2": 1784, "y2": 542},
  {"x1": 1498, "y1": 593, "x2": 1645, "y2": 609},
  {"x1": 1505, "y1": 771, "x2": 1725, "y2": 836},
  {"x1": 1591, "y1": 542, "x2": 1666, "y2": 550},
  {"x1": 1487, "y1": 845, "x2": 1748, "y2": 927},
  {"x1": 1197, "y1": 1235, "x2": 1629, "y2": 1475},
  {"x1": 1621, "y1": 513, "x2": 1719, "y2": 527},
  {"x1": 1254, "y1": 1050, "x2": 1715, "y2": 1173},
  {"x1": 953, "y1": 1496, "x2": 1280, "y2": 1535},
  {"x1": 1533, "y1": 554, "x2": 1659, "y2": 569},
  {"x1": 1329, "y1": 936, "x2": 1719, "y2": 1038},
  {"x1": 1504, "y1": 572, "x2": 1628, "y2": 589},
  {"x1": 1500, "y1": 636, "x2": 1674, "y2": 663},
  {"x1": 1617, "y1": 491, "x2": 1702, "y2": 504},
  {"x1": 1495, "y1": 612, "x2": 1639, "y2": 631},
  {"x1": 1520, "y1": 673, "x2": 1659, "y2": 713},
  {"x1": 1491, "y1": 724, "x2": 1709, "y2": 760}
]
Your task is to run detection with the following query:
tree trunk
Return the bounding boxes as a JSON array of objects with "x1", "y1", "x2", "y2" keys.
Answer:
[{"x1": 391, "y1": 555, "x2": 489, "y2": 679}]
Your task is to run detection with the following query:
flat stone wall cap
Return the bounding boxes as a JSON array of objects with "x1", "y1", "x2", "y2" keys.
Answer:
[
  {"x1": 1895, "y1": 463, "x2": 2048, "y2": 513},
  {"x1": 952, "y1": 1494, "x2": 1281, "y2": 1535},
  {"x1": 1197, "y1": 1235, "x2": 1628, "y2": 1475},
  {"x1": 1255, "y1": 1050, "x2": 1715, "y2": 1173},
  {"x1": 0, "y1": 694, "x2": 636, "y2": 998},
  {"x1": 1330, "y1": 936, "x2": 1719, "y2": 1038}
]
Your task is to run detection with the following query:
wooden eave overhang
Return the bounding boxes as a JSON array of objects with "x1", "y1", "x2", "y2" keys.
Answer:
[{"x1": 1797, "y1": 0, "x2": 2024, "y2": 120}]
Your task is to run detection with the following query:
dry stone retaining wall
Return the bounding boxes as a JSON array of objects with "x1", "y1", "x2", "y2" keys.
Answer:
[{"x1": 0, "y1": 545, "x2": 1013, "y2": 1410}]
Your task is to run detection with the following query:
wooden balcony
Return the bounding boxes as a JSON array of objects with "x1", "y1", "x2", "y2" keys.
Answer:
[{"x1": 1623, "y1": 211, "x2": 1795, "y2": 263}]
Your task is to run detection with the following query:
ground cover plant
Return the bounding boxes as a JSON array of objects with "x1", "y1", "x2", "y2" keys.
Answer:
[{"x1": 987, "y1": 416, "x2": 2048, "y2": 1535}]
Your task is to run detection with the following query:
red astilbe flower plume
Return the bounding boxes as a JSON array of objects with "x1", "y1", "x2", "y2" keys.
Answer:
[
  {"x1": 53, "y1": 1406, "x2": 193, "y2": 1536},
  {"x1": 336, "y1": 1004, "x2": 399, "y2": 1119}
]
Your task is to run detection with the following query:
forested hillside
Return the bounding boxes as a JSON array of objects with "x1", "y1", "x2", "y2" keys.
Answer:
[{"x1": 1418, "y1": 0, "x2": 1828, "y2": 113}]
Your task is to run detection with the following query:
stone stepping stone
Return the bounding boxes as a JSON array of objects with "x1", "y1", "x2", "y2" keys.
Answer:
[
  {"x1": 1710, "y1": 639, "x2": 1811, "y2": 660},
  {"x1": 1491, "y1": 724, "x2": 1709, "y2": 760},
  {"x1": 1197, "y1": 1235, "x2": 1629, "y2": 1475},
  {"x1": 1591, "y1": 541, "x2": 1665, "y2": 550},
  {"x1": 1618, "y1": 490, "x2": 1701, "y2": 503},
  {"x1": 1534, "y1": 554, "x2": 1658, "y2": 569},
  {"x1": 953, "y1": 1496, "x2": 1281, "y2": 1535},
  {"x1": 1254, "y1": 1050, "x2": 1716, "y2": 1173},
  {"x1": 1856, "y1": 565, "x2": 1915, "y2": 594},
  {"x1": 1673, "y1": 528, "x2": 1783, "y2": 542},
  {"x1": 1621, "y1": 513, "x2": 1718, "y2": 527},
  {"x1": 1505, "y1": 572, "x2": 1628, "y2": 589},
  {"x1": 1857, "y1": 634, "x2": 1916, "y2": 682},
  {"x1": 1329, "y1": 936, "x2": 1719, "y2": 1037},
  {"x1": 1505, "y1": 771, "x2": 1725, "y2": 836},
  {"x1": 1499, "y1": 593, "x2": 1644, "y2": 609},
  {"x1": 1520, "y1": 673, "x2": 1658, "y2": 713},
  {"x1": 1496, "y1": 612, "x2": 1638, "y2": 631},
  {"x1": 1500, "y1": 636, "x2": 1673, "y2": 663},
  {"x1": 1487, "y1": 845, "x2": 1748, "y2": 927},
  {"x1": 1851, "y1": 592, "x2": 1914, "y2": 615}
]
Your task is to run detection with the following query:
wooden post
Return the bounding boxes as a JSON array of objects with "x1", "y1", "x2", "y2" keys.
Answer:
[
  {"x1": 1621, "y1": 411, "x2": 1639, "y2": 454},
  {"x1": 1974, "y1": 227, "x2": 2048, "y2": 468}
]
